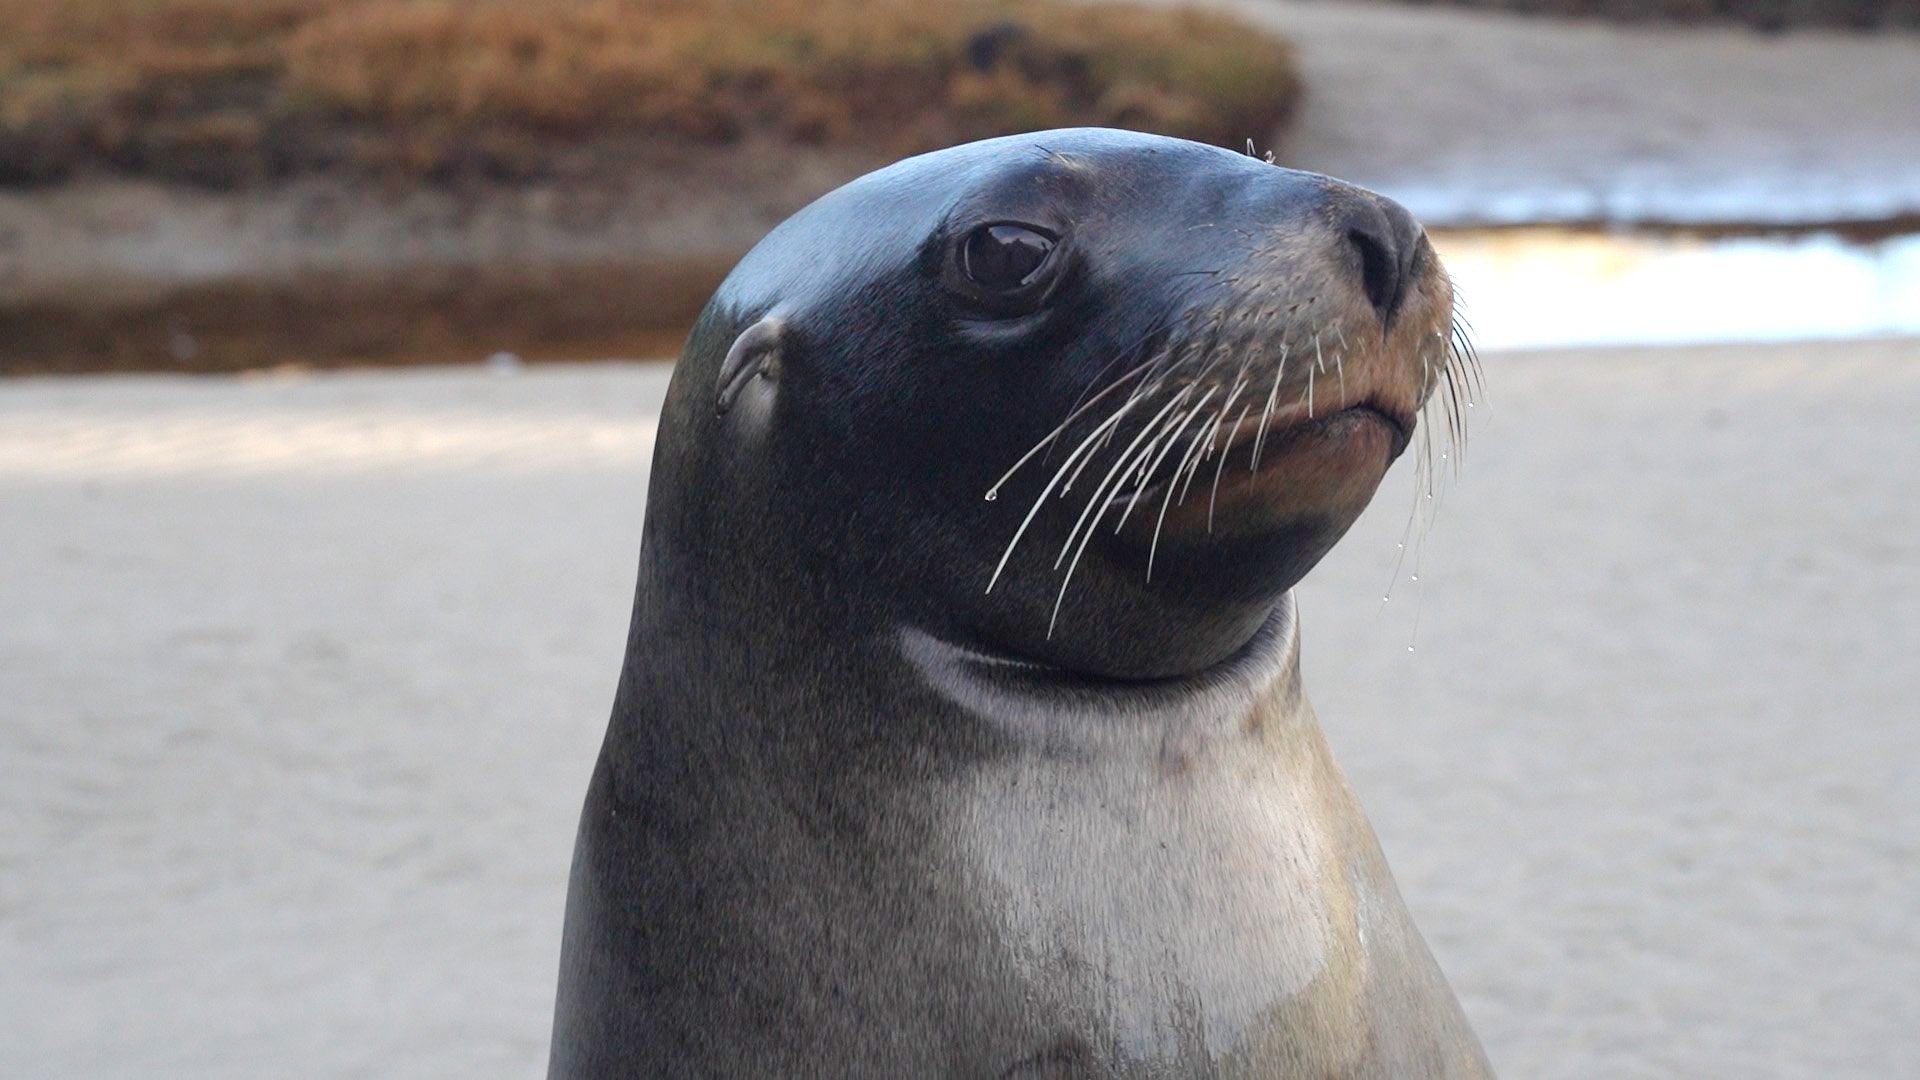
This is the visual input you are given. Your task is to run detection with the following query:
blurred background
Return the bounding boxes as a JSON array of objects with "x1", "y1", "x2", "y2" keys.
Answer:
[{"x1": 2, "y1": 1, "x2": 1916, "y2": 1076}]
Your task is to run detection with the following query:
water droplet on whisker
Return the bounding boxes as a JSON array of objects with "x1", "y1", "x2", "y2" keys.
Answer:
[{"x1": 984, "y1": 490, "x2": 998, "y2": 501}]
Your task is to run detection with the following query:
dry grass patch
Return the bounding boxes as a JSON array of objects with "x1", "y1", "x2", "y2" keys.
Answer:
[{"x1": 0, "y1": 0, "x2": 1299, "y2": 185}]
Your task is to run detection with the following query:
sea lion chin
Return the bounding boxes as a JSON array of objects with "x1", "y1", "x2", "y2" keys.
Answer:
[{"x1": 550, "y1": 128, "x2": 1491, "y2": 1078}]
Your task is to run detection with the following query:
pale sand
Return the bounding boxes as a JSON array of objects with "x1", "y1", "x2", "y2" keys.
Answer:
[{"x1": 2, "y1": 342, "x2": 1916, "y2": 1077}]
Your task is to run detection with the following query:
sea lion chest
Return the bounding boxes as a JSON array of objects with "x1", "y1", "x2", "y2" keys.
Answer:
[{"x1": 943, "y1": 688, "x2": 1395, "y2": 1076}]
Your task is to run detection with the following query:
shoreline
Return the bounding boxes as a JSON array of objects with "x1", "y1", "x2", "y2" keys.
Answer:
[
  {"x1": 10, "y1": 220, "x2": 1918, "y2": 376},
  {"x1": 7, "y1": 1, "x2": 1919, "y2": 373}
]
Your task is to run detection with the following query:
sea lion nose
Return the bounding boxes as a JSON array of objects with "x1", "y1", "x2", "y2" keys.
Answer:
[{"x1": 1340, "y1": 192, "x2": 1424, "y2": 330}]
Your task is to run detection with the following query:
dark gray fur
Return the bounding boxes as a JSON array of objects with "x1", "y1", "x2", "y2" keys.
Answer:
[{"x1": 550, "y1": 129, "x2": 1492, "y2": 1078}]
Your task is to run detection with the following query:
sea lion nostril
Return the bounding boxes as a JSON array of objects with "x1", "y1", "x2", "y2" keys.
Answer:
[
  {"x1": 1342, "y1": 194, "x2": 1424, "y2": 328},
  {"x1": 1348, "y1": 225, "x2": 1401, "y2": 324}
]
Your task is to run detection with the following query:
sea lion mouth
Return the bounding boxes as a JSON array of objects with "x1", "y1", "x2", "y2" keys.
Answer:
[
  {"x1": 1340, "y1": 399, "x2": 1417, "y2": 446},
  {"x1": 1236, "y1": 395, "x2": 1416, "y2": 469},
  {"x1": 1104, "y1": 391, "x2": 1417, "y2": 514}
]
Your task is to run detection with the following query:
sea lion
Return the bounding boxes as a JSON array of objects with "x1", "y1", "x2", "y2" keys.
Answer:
[{"x1": 549, "y1": 128, "x2": 1491, "y2": 1078}]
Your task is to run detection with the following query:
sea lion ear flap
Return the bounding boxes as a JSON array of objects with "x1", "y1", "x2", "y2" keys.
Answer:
[{"x1": 715, "y1": 315, "x2": 785, "y2": 416}]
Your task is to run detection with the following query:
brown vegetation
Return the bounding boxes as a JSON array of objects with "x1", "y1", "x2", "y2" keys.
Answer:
[{"x1": 0, "y1": 0, "x2": 1300, "y2": 186}]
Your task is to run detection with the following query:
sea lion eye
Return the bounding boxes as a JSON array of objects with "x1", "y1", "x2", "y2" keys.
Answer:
[{"x1": 962, "y1": 223, "x2": 1057, "y2": 291}]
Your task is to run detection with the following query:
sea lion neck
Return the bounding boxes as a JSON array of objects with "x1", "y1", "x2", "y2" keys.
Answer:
[
  {"x1": 609, "y1": 533, "x2": 1305, "y2": 772},
  {"x1": 898, "y1": 594, "x2": 1306, "y2": 756}
]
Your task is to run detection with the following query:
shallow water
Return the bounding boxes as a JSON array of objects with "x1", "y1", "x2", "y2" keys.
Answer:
[{"x1": 1434, "y1": 228, "x2": 1920, "y2": 350}]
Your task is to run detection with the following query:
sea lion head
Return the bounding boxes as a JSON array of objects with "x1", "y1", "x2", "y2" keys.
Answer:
[{"x1": 652, "y1": 128, "x2": 1471, "y2": 680}]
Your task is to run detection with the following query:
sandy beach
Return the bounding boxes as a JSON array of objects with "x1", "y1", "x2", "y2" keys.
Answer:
[{"x1": 3, "y1": 341, "x2": 1917, "y2": 1077}]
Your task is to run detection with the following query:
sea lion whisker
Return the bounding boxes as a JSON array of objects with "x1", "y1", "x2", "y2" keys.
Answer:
[
  {"x1": 1047, "y1": 493, "x2": 1114, "y2": 638},
  {"x1": 1441, "y1": 359, "x2": 1467, "y2": 459},
  {"x1": 1452, "y1": 308, "x2": 1482, "y2": 357},
  {"x1": 1335, "y1": 349, "x2": 1348, "y2": 403},
  {"x1": 1455, "y1": 324, "x2": 1486, "y2": 409},
  {"x1": 989, "y1": 359, "x2": 1154, "y2": 496},
  {"x1": 1431, "y1": 355, "x2": 1455, "y2": 445},
  {"x1": 1074, "y1": 373, "x2": 1174, "y2": 496},
  {"x1": 1150, "y1": 406, "x2": 1221, "y2": 579},
  {"x1": 1051, "y1": 386, "x2": 1198, "y2": 570},
  {"x1": 1393, "y1": 441, "x2": 1434, "y2": 601},
  {"x1": 1385, "y1": 421, "x2": 1431, "y2": 606},
  {"x1": 1448, "y1": 313, "x2": 1484, "y2": 399},
  {"x1": 1174, "y1": 376, "x2": 1248, "y2": 509},
  {"x1": 1056, "y1": 336, "x2": 1147, "y2": 428},
  {"x1": 1049, "y1": 415, "x2": 1180, "y2": 636},
  {"x1": 1114, "y1": 390, "x2": 1220, "y2": 533},
  {"x1": 1400, "y1": 497, "x2": 1435, "y2": 651},
  {"x1": 1121, "y1": 334, "x2": 1187, "y2": 409},
  {"x1": 1251, "y1": 344, "x2": 1288, "y2": 470},
  {"x1": 1433, "y1": 368, "x2": 1457, "y2": 472},
  {"x1": 1209, "y1": 400, "x2": 1255, "y2": 531},
  {"x1": 1062, "y1": 409, "x2": 1127, "y2": 497},
  {"x1": 1441, "y1": 361, "x2": 1467, "y2": 478},
  {"x1": 1173, "y1": 433, "x2": 1208, "y2": 507},
  {"x1": 1424, "y1": 394, "x2": 1443, "y2": 498},
  {"x1": 1065, "y1": 349, "x2": 1186, "y2": 495},
  {"x1": 1120, "y1": 345, "x2": 1189, "y2": 416},
  {"x1": 1116, "y1": 400, "x2": 1196, "y2": 506},
  {"x1": 1196, "y1": 372, "x2": 1250, "y2": 451},
  {"x1": 984, "y1": 396, "x2": 1141, "y2": 593},
  {"x1": 1167, "y1": 343, "x2": 1244, "y2": 503},
  {"x1": 1204, "y1": 376, "x2": 1252, "y2": 451},
  {"x1": 1041, "y1": 325, "x2": 1179, "y2": 468}
]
